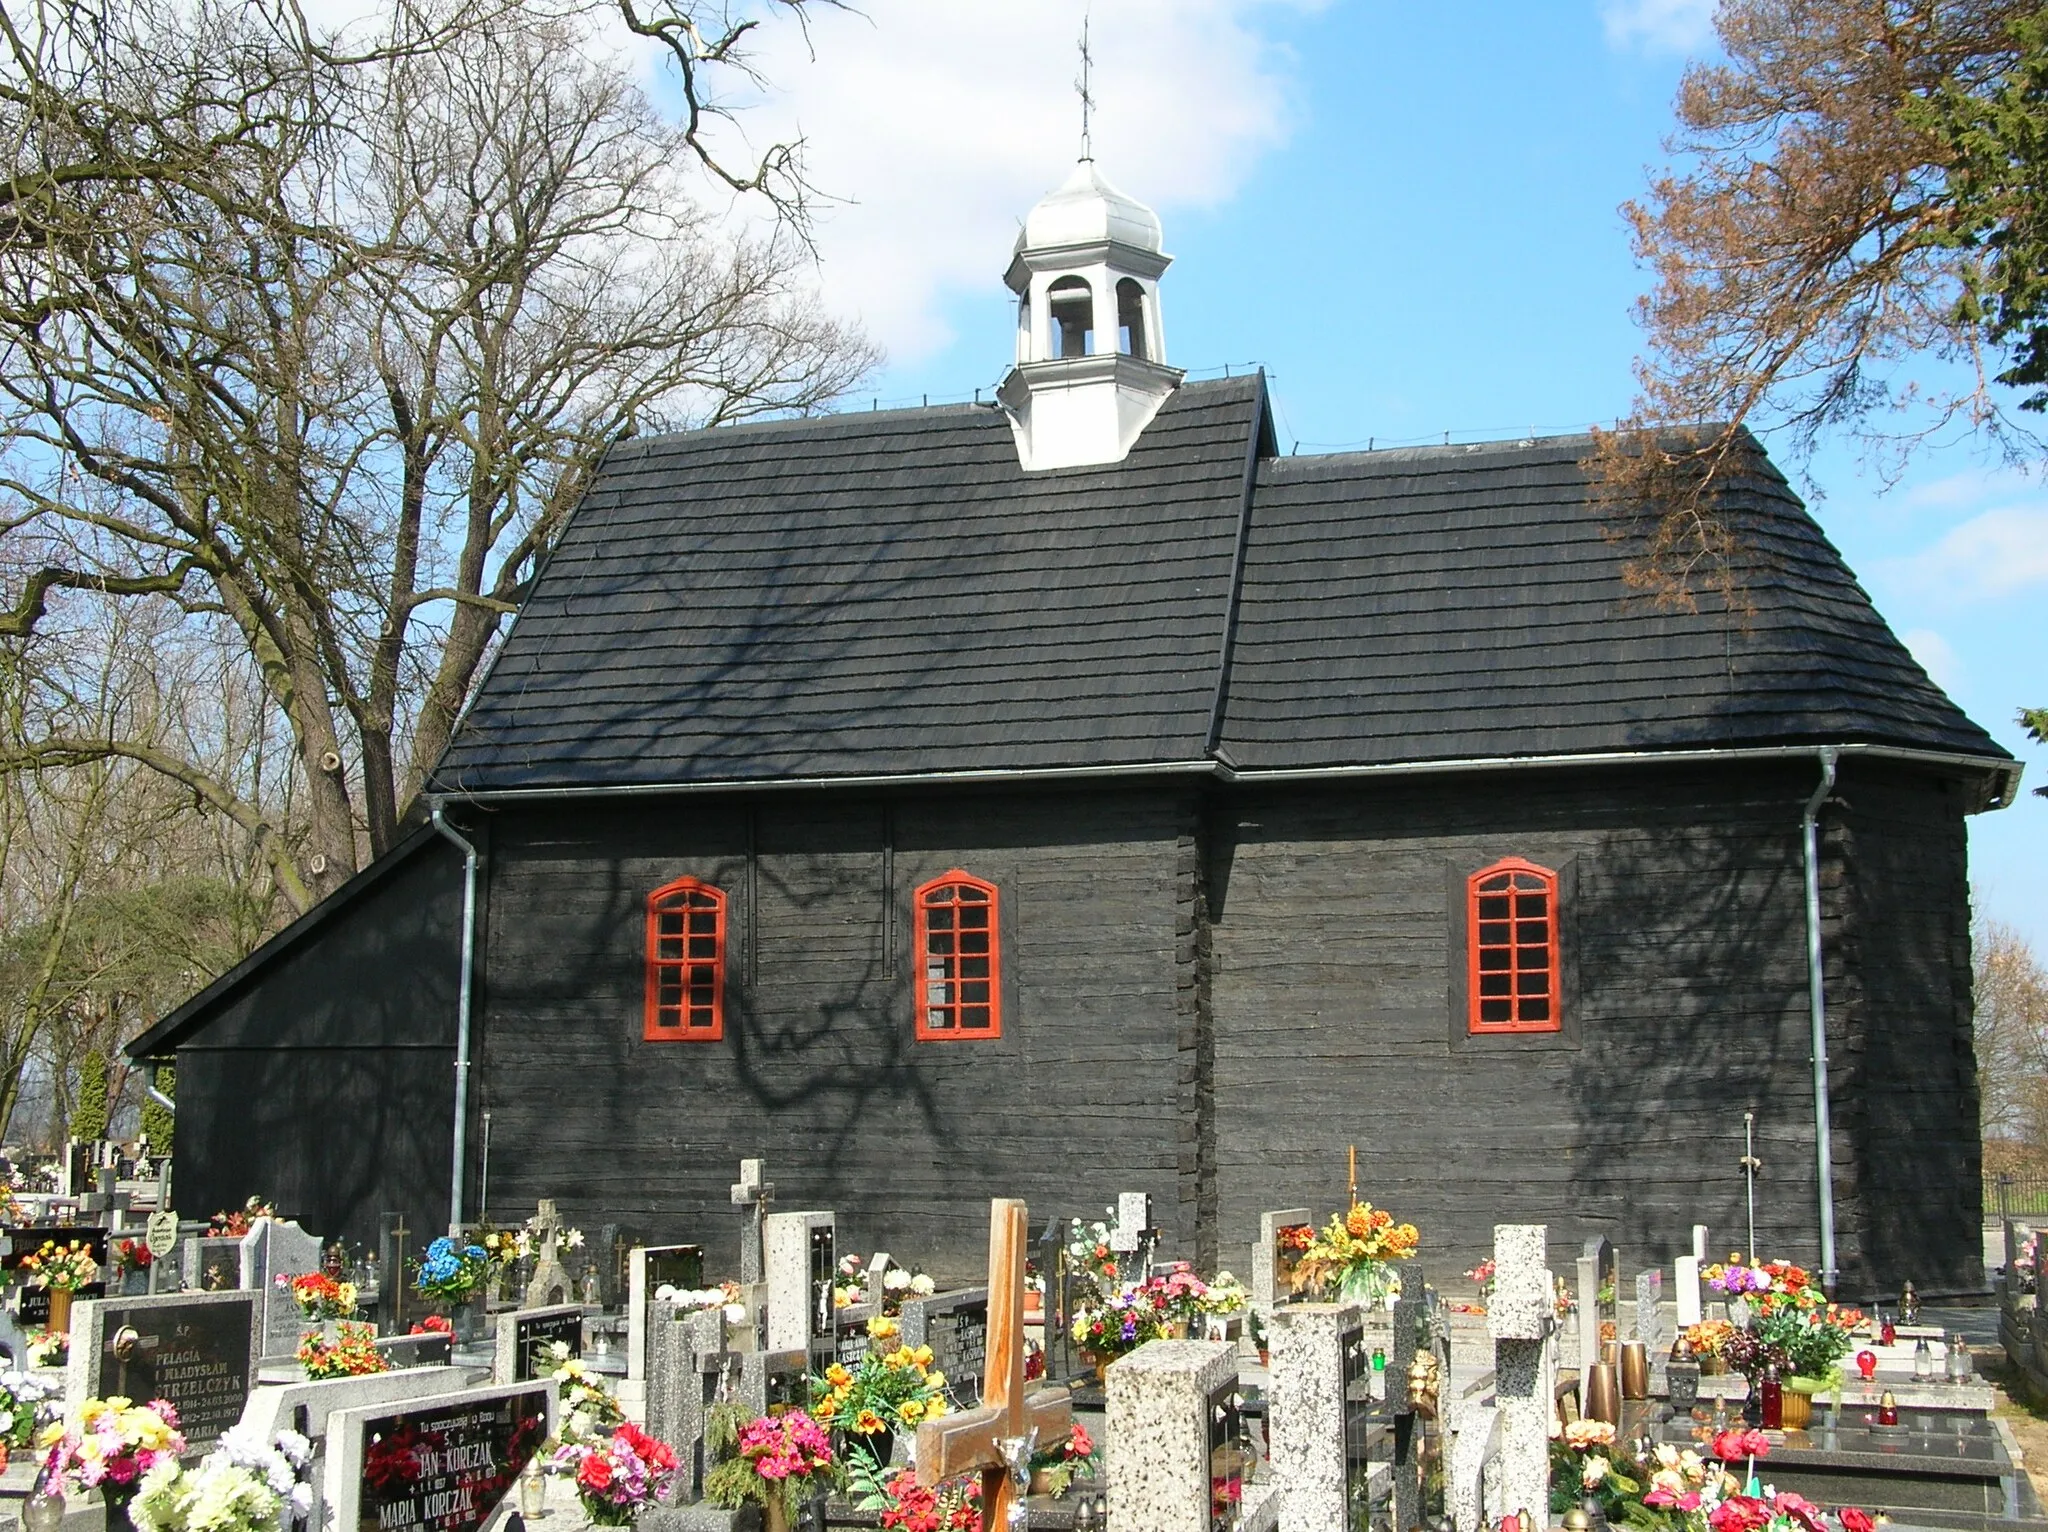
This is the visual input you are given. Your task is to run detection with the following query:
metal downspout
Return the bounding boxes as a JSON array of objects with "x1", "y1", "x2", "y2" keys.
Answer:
[
  {"x1": 430, "y1": 803, "x2": 480, "y2": 1235},
  {"x1": 1802, "y1": 747, "x2": 1840, "y2": 1290}
]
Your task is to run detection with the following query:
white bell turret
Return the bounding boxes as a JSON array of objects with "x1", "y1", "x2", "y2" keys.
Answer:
[{"x1": 997, "y1": 160, "x2": 1183, "y2": 471}]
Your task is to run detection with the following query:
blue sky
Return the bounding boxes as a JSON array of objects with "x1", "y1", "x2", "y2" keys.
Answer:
[{"x1": 731, "y1": 0, "x2": 2046, "y2": 946}]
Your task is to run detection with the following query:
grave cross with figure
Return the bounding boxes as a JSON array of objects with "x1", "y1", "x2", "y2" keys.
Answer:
[{"x1": 916, "y1": 1198, "x2": 1072, "y2": 1528}]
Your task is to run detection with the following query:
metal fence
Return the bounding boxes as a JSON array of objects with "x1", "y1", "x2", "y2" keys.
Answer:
[{"x1": 1988, "y1": 1173, "x2": 2048, "y2": 1217}]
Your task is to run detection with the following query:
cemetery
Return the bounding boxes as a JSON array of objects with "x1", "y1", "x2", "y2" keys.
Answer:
[
  {"x1": 0, "y1": 1137, "x2": 2026, "y2": 1532},
  {"x1": 17, "y1": 32, "x2": 2032, "y2": 1532}
]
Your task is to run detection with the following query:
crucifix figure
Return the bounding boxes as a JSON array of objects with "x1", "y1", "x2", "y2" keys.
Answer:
[{"x1": 916, "y1": 1199, "x2": 1072, "y2": 1529}]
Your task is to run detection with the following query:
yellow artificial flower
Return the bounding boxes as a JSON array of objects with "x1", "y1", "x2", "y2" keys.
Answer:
[
  {"x1": 898, "y1": 1399, "x2": 925, "y2": 1425},
  {"x1": 825, "y1": 1364, "x2": 852, "y2": 1388},
  {"x1": 926, "y1": 1398, "x2": 947, "y2": 1420},
  {"x1": 867, "y1": 1315, "x2": 899, "y2": 1340},
  {"x1": 912, "y1": 1345, "x2": 934, "y2": 1367},
  {"x1": 854, "y1": 1409, "x2": 885, "y2": 1434},
  {"x1": 926, "y1": 1370, "x2": 947, "y2": 1391},
  {"x1": 814, "y1": 1398, "x2": 837, "y2": 1421}
]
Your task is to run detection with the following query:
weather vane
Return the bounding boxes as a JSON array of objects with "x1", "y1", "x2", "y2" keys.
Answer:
[{"x1": 1076, "y1": 13, "x2": 1094, "y2": 162}]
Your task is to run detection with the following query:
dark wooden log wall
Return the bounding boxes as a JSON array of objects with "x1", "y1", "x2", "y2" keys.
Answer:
[
  {"x1": 173, "y1": 836, "x2": 462, "y2": 1246},
  {"x1": 472, "y1": 790, "x2": 1190, "y2": 1283},
  {"x1": 1204, "y1": 759, "x2": 1979, "y2": 1300},
  {"x1": 1825, "y1": 760, "x2": 1983, "y2": 1294}
]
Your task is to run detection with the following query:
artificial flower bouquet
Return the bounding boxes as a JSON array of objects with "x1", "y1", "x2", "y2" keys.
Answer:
[
  {"x1": 872, "y1": 1466, "x2": 981, "y2": 1530},
  {"x1": 411, "y1": 1236, "x2": 491, "y2": 1306},
  {"x1": 21, "y1": 1240, "x2": 98, "y2": 1292},
  {"x1": 1550, "y1": 1417, "x2": 1878, "y2": 1532},
  {"x1": 810, "y1": 1344, "x2": 949, "y2": 1464},
  {"x1": 876, "y1": 1265, "x2": 937, "y2": 1317},
  {"x1": 1292, "y1": 1200, "x2": 1419, "y2": 1306},
  {"x1": 296, "y1": 1324, "x2": 388, "y2": 1380},
  {"x1": 0, "y1": 1368, "x2": 57, "y2": 1468},
  {"x1": 702, "y1": 1405, "x2": 834, "y2": 1525},
  {"x1": 833, "y1": 1254, "x2": 867, "y2": 1309},
  {"x1": 550, "y1": 1421, "x2": 678, "y2": 1527},
  {"x1": 27, "y1": 1330, "x2": 67, "y2": 1369},
  {"x1": 110, "y1": 1240, "x2": 153, "y2": 1280},
  {"x1": 206, "y1": 1200, "x2": 275, "y2": 1238},
  {"x1": 1071, "y1": 1285, "x2": 1166, "y2": 1363},
  {"x1": 37, "y1": 1396, "x2": 186, "y2": 1494},
  {"x1": 1145, "y1": 1263, "x2": 1213, "y2": 1331},
  {"x1": 283, "y1": 1271, "x2": 357, "y2": 1320},
  {"x1": 1202, "y1": 1270, "x2": 1250, "y2": 1317},
  {"x1": 651, "y1": 1280, "x2": 745, "y2": 1323},
  {"x1": 1066, "y1": 1216, "x2": 1126, "y2": 1292},
  {"x1": 130, "y1": 1423, "x2": 312, "y2": 1532},
  {"x1": 1028, "y1": 1421, "x2": 1097, "y2": 1497},
  {"x1": 540, "y1": 1349, "x2": 625, "y2": 1444}
]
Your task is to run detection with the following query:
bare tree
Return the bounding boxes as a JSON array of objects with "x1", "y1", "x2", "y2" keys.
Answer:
[
  {"x1": 0, "y1": 0, "x2": 872, "y2": 908},
  {"x1": 1976, "y1": 917, "x2": 2048, "y2": 1165},
  {"x1": 1591, "y1": 0, "x2": 2038, "y2": 603}
]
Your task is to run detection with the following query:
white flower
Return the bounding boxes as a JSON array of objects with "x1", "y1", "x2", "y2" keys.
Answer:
[
  {"x1": 1582, "y1": 1456, "x2": 1610, "y2": 1491},
  {"x1": 653, "y1": 1284, "x2": 678, "y2": 1303},
  {"x1": 910, "y1": 1274, "x2": 936, "y2": 1297},
  {"x1": 566, "y1": 1230, "x2": 585, "y2": 1249},
  {"x1": 722, "y1": 1303, "x2": 747, "y2": 1325},
  {"x1": 883, "y1": 1270, "x2": 911, "y2": 1292}
]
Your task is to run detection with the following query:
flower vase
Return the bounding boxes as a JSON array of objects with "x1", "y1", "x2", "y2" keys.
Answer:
[
  {"x1": 444, "y1": 1299, "x2": 484, "y2": 1346},
  {"x1": 1728, "y1": 1298, "x2": 1751, "y2": 1328},
  {"x1": 320, "y1": 1319, "x2": 343, "y2": 1344},
  {"x1": 763, "y1": 1499, "x2": 791, "y2": 1532},
  {"x1": 46, "y1": 1288, "x2": 71, "y2": 1335},
  {"x1": 1338, "y1": 1261, "x2": 1393, "y2": 1309},
  {"x1": 102, "y1": 1482, "x2": 138, "y2": 1532},
  {"x1": 1780, "y1": 1387, "x2": 1813, "y2": 1431}
]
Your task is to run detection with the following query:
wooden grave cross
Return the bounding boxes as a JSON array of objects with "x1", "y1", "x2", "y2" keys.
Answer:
[{"x1": 915, "y1": 1198, "x2": 1071, "y2": 1528}]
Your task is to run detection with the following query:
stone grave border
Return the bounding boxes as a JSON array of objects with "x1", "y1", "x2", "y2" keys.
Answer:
[{"x1": 327, "y1": 1379, "x2": 558, "y2": 1532}]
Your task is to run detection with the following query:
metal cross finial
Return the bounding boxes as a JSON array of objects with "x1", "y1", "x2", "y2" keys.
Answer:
[{"x1": 1075, "y1": 14, "x2": 1094, "y2": 162}]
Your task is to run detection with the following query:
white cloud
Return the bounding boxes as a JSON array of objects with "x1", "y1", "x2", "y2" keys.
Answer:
[
  {"x1": 1901, "y1": 628, "x2": 1963, "y2": 691},
  {"x1": 1884, "y1": 501, "x2": 2048, "y2": 598},
  {"x1": 1601, "y1": 0, "x2": 1716, "y2": 54},
  {"x1": 717, "y1": 0, "x2": 1326, "y2": 367}
]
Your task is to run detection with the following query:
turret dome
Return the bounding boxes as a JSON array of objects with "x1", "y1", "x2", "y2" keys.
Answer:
[{"x1": 1018, "y1": 160, "x2": 1163, "y2": 255}]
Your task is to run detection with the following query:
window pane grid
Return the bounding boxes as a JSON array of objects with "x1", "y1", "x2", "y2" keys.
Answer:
[
  {"x1": 1468, "y1": 860, "x2": 1559, "y2": 1034},
  {"x1": 645, "y1": 879, "x2": 726, "y2": 1042},
  {"x1": 915, "y1": 872, "x2": 1001, "y2": 1041}
]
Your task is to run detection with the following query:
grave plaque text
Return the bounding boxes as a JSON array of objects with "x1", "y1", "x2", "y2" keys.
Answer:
[
  {"x1": 93, "y1": 1299, "x2": 254, "y2": 1447},
  {"x1": 514, "y1": 1311, "x2": 582, "y2": 1382},
  {"x1": 351, "y1": 1388, "x2": 549, "y2": 1532}
]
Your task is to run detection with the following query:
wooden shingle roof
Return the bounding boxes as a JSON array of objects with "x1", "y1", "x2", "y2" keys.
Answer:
[{"x1": 429, "y1": 376, "x2": 2006, "y2": 796}]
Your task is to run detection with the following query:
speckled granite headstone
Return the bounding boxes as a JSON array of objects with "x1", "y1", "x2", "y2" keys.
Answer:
[
  {"x1": 1106, "y1": 1339, "x2": 1237, "y2": 1532},
  {"x1": 1253, "y1": 1208, "x2": 1311, "y2": 1312},
  {"x1": 1265, "y1": 1303, "x2": 1359, "y2": 1531},
  {"x1": 1445, "y1": 1394, "x2": 1499, "y2": 1532},
  {"x1": 1488, "y1": 1225, "x2": 1553, "y2": 1530},
  {"x1": 1575, "y1": 1235, "x2": 1611, "y2": 1374},
  {"x1": 1635, "y1": 1269, "x2": 1663, "y2": 1347}
]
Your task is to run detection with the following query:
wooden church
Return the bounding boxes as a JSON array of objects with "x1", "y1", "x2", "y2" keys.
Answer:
[{"x1": 128, "y1": 160, "x2": 2019, "y2": 1298}]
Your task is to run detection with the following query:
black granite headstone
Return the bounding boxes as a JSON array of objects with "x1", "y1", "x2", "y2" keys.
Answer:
[
  {"x1": 92, "y1": 1298, "x2": 254, "y2": 1448},
  {"x1": 352, "y1": 1388, "x2": 549, "y2": 1532},
  {"x1": 513, "y1": 1311, "x2": 581, "y2": 1382}
]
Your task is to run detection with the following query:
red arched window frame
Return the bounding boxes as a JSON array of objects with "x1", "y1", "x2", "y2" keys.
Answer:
[
  {"x1": 1468, "y1": 857, "x2": 1560, "y2": 1034},
  {"x1": 645, "y1": 877, "x2": 726, "y2": 1042},
  {"x1": 914, "y1": 871, "x2": 1001, "y2": 1041}
]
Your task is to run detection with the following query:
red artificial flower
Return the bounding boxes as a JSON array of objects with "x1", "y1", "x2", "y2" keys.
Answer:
[
  {"x1": 577, "y1": 1455, "x2": 614, "y2": 1491},
  {"x1": 1710, "y1": 1429, "x2": 1772, "y2": 1462},
  {"x1": 1840, "y1": 1510, "x2": 1875, "y2": 1532},
  {"x1": 1771, "y1": 1492, "x2": 1827, "y2": 1532},
  {"x1": 409, "y1": 1315, "x2": 453, "y2": 1336},
  {"x1": 1708, "y1": 1495, "x2": 1771, "y2": 1532},
  {"x1": 1065, "y1": 1423, "x2": 1094, "y2": 1460}
]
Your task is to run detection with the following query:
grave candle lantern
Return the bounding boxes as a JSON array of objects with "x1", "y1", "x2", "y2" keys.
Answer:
[
  {"x1": 1758, "y1": 1367, "x2": 1783, "y2": 1430},
  {"x1": 1913, "y1": 1338, "x2": 1934, "y2": 1380},
  {"x1": 1856, "y1": 1350, "x2": 1877, "y2": 1380},
  {"x1": 1878, "y1": 1390, "x2": 1899, "y2": 1426}
]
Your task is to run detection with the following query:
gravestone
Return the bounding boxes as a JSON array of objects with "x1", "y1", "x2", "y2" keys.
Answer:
[
  {"x1": 728, "y1": 1159, "x2": 774, "y2": 1341},
  {"x1": 762, "y1": 1210, "x2": 834, "y2": 1368},
  {"x1": 1105, "y1": 1340, "x2": 1268, "y2": 1532},
  {"x1": 1575, "y1": 1235, "x2": 1612, "y2": 1377},
  {"x1": 899, "y1": 1287, "x2": 990, "y2": 1408},
  {"x1": 1675, "y1": 1255, "x2": 1703, "y2": 1328},
  {"x1": 242, "y1": 1218, "x2": 325, "y2": 1360},
  {"x1": 624, "y1": 1243, "x2": 704, "y2": 1418},
  {"x1": 522, "y1": 1200, "x2": 574, "y2": 1308},
  {"x1": 1693, "y1": 1225, "x2": 1709, "y2": 1262},
  {"x1": 240, "y1": 1367, "x2": 466, "y2": 1532},
  {"x1": 1253, "y1": 1208, "x2": 1313, "y2": 1314},
  {"x1": 67, "y1": 1290, "x2": 258, "y2": 1449},
  {"x1": 376, "y1": 1332, "x2": 453, "y2": 1371},
  {"x1": 1109, "y1": 1191, "x2": 1156, "y2": 1268},
  {"x1": 493, "y1": 1303, "x2": 582, "y2": 1384},
  {"x1": 1264, "y1": 1302, "x2": 1362, "y2": 1530},
  {"x1": 327, "y1": 1379, "x2": 556, "y2": 1532},
  {"x1": 1635, "y1": 1269, "x2": 1664, "y2": 1347},
  {"x1": 1488, "y1": 1225, "x2": 1554, "y2": 1531},
  {"x1": 6, "y1": 1226, "x2": 109, "y2": 1324},
  {"x1": 183, "y1": 1234, "x2": 246, "y2": 1295}
]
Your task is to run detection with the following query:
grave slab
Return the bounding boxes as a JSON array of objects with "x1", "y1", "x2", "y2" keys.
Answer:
[
  {"x1": 1264, "y1": 1302, "x2": 1360, "y2": 1531},
  {"x1": 493, "y1": 1304, "x2": 583, "y2": 1385},
  {"x1": 327, "y1": 1379, "x2": 557, "y2": 1532},
  {"x1": 1104, "y1": 1339, "x2": 1242, "y2": 1532},
  {"x1": 67, "y1": 1290, "x2": 257, "y2": 1450},
  {"x1": 1253, "y1": 1209, "x2": 1312, "y2": 1314}
]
